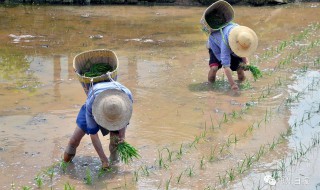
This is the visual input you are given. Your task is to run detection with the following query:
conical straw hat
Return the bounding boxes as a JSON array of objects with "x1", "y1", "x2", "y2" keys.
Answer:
[
  {"x1": 200, "y1": 0, "x2": 234, "y2": 33},
  {"x1": 93, "y1": 89, "x2": 133, "y2": 131},
  {"x1": 228, "y1": 25, "x2": 258, "y2": 57}
]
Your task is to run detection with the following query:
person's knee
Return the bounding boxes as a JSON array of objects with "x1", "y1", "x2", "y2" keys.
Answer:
[{"x1": 208, "y1": 66, "x2": 218, "y2": 83}]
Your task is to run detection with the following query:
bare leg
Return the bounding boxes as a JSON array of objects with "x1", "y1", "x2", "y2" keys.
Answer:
[
  {"x1": 109, "y1": 127, "x2": 126, "y2": 163},
  {"x1": 64, "y1": 127, "x2": 85, "y2": 162},
  {"x1": 208, "y1": 66, "x2": 219, "y2": 83},
  {"x1": 237, "y1": 68, "x2": 246, "y2": 82},
  {"x1": 90, "y1": 134, "x2": 110, "y2": 169}
]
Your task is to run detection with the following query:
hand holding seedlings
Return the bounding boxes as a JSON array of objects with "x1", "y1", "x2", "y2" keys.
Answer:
[{"x1": 240, "y1": 63, "x2": 262, "y2": 81}]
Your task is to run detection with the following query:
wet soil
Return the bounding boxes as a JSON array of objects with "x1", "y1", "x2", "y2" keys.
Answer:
[{"x1": 0, "y1": 3, "x2": 320, "y2": 190}]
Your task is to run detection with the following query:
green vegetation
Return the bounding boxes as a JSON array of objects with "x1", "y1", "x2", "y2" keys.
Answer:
[
  {"x1": 117, "y1": 142, "x2": 141, "y2": 164},
  {"x1": 82, "y1": 62, "x2": 113, "y2": 77}
]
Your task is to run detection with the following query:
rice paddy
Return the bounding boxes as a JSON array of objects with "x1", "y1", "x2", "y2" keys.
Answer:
[{"x1": 0, "y1": 4, "x2": 319, "y2": 190}]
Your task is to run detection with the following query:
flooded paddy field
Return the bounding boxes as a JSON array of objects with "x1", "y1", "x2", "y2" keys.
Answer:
[{"x1": 0, "y1": 3, "x2": 320, "y2": 190}]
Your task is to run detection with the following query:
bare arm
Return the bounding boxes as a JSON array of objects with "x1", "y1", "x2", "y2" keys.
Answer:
[
  {"x1": 90, "y1": 134, "x2": 109, "y2": 165},
  {"x1": 224, "y1": 67, "x2": 238, "y2": 90}
]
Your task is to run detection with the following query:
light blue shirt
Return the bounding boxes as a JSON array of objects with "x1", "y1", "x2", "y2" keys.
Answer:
[
  {"x1": 208, "y1": 23, "x2": 239, "y2": 67},
  {"x1": 85, "y1": 82, "x2": 133, "y2": 134}
]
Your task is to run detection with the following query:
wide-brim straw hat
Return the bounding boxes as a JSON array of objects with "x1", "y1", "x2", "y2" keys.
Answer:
[
  {"x1": 93, "y1": 89, "x2": 133, "y2": 131},
  {"x1": 200, "y1": 0, "x2": 234, "y2": 33},
  {"x1": 229, "y1": 25, "x2": 258, "y2": 57}
]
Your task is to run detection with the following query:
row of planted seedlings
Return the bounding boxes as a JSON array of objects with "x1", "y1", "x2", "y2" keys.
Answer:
[
  {"x1": 16, "y1": 22, "x2": 320, "y2": 190},
  {"x1": 168, "y1": 23, "x2": 320, "y2": 189},
  {"x1": 206, "y1": 72, "x2": 320, "y2": 189},
  {"x1": 121, "y1": 23, "x2": 320, "y2": 189},
  {"x1": 134, "y1": 46, "x2": 320, "y2": 189},
  {"x1": 237, "y1": 76, "x2": 320, "y2": 190}
]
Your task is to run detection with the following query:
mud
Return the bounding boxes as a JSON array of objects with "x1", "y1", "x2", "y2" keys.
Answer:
[{"x1": 0, "y1": 3, "x2": 320, "y2": 190}]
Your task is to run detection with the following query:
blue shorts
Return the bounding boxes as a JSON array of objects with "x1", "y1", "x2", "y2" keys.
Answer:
[{"x1": 76, "y1": 104, "x2": 110, "y2": 136}]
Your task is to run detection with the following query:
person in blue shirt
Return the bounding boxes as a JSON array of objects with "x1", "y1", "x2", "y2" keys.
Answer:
[
  {"x1": 200, "y1": 0, "x2": 258, "y2": 91},
  {"x1": 63, "y1": 81, "x2": 133, "y2": 169},
  {"x1": 207, "y1": 22, "x2": 258, "y2": 91}
]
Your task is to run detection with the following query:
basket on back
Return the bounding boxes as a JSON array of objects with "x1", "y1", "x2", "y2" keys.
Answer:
[
  {"x1": 73, "y1": 49, "x2": 118, "y2": 95},
  {"x1": 200, "y1": 0, "x2": 234, "y2": 34}
]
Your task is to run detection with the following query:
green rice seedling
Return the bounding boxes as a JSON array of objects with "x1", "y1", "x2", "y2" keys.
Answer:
[
  {"x1": 64, "y1": 182, "x2": 75, "y2": 190},
  {"x1": 176, "y1": 143, "x2": 183, "y2": 159},
  {"x1": 117, "y1": 142, "x2": 141, "y2": 164},
  {"x1": 22, "y1": 186, "x2": 32, "y2": 190},
  {"x1": 230, "y1": 110, "x2": 240, "y2": 119},
  {"x1": 84, "y1": 167, "x2": 92, "y2": 185},
  {"x1": 236, "y1": 159, "x2": 246, "y2": 174},
  {"x1": 209, "y1": 114, "x2": 215, "y2": 130},
  {"x1": 255, "y1": 145, "x2": 265, "y2": 162},
  {"x1": 177, "y1": 171, "x2": 184, "y2": 184},
  {"x1": 219, "y1": 144, "x2": 225, "y2": 154},
  {"x1": 200, "y1": 156, "x2": 205, "y2": 169},
  {"x1": 244, "y1": 124, "x2": 254, "y2": 137},
  {"x1": 163, "y1": 148, "x2": 173, "y2": 162},
  {"x1": 272, "y1": 169, "x2": 280, "y2": 180},
  {"x1": 157, "y1": 150, "x2": 168, "y2": 169},
  {"x1": 266, "y1": 84, "x2": 272, "y2": 95},
  {"x1": 234, "y1": 134, "x2": 240, "y2": 145},
  {"x1": 226, "y1": 169, "x2": 235, "y2": 181},
  {"x1": 186, "y1": 165, "x2": 195, "y2": 177},
  {"x1": 226, "y1": 136, "x2": 232, "y2": 148},
  {"x1": 239, "y1": 80, "x2": 252, "y2": 90},
  {"x1": 208, "y1": 145, "x2": 217, "y2": 162},
  {"x1": 46, "y1": 166, "x2": 55, "y2": 184},
  {"x1": 245, "y1": 154, "x2": 254, "y2": 169},
  {"x1": 257, "y1": 120, "x2": 262, "y2": 128},
  {"x1": 98, "y1": 167, "x2": 112, "y2": 178},
  {"x1": 201, "y1": 130, "x2": 207, "y2": 138},
  {"x1": 218, "y1": 173, "x2": 227, "y2": 186},
  {"x1": 301, "y1": 64, "x2": 308, "y2": 72},
  {"x1": 140, "y1": 165, "x2": 150, "y2": 176},
  {"x1": 279, "y1": 158, "x2": 286, "y2": 172},
  {"x1": 165, "y1": 176, "x2": 172, "y2": 190},
  {"x1": 34, "y1": 175, "x2": 43, "y2": 188},
  {"x1": 269, "y1": 139, "x2": 278, "y2": 151},
  {"x1": 133, "y1": 170, "x2": 139, "y2": 182},
  {"x1": 60, "y1": 160, "x2": 69, "y2": 173},
  {"x1": 222, "y1": 113, "x2": 228, "y2": 123}
]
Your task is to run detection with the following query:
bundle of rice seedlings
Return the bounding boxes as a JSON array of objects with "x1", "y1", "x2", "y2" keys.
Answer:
[
  {"x1": 117, "y1": 142, "x2": 141, "y2": 164},
  {"x1": 82, "y1": 62, "x2": 113, "y2": 77},
  {"x1": 241, "y1": 64, "x2": 263, "y2": 81}
]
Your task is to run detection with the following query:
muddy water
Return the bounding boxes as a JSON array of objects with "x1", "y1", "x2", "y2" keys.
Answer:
[{"x1": 0, "y1": 3, "x2": 320, "y2": 190}]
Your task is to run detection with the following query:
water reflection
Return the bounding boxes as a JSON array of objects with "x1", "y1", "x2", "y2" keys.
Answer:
[{"x1": 0, "y1": 3, "x2": 319, "y2": 190}]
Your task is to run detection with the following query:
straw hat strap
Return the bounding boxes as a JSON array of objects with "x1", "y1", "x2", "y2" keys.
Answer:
[
  {"x1": 107, "y1": 72, "x2": 121, "y2": 90},
  {"x1": 211, "y1": 29, "x2": 228, "y2": 48},
  {"x1": 220, "y1": 29, "x2": 228, "y2": 47}
]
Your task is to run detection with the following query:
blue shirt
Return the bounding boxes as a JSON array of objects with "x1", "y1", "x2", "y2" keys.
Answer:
[
  {"x1": 79, "y1": 81, "x2": 133, "y2": 134},
  {"x1": 208, "y1": 23, "x2": 238, "y2": 67}
]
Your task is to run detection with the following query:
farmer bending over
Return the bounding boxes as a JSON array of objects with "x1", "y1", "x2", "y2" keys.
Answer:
[
  {"x1": 200, "y1": 0, "x2": 258, "y2": 91},
  {"x1": 63, "y1": 81, "x2": 133, "y2": 169}
]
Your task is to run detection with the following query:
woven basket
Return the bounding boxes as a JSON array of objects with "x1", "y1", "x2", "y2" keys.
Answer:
[
  {"x1": 200, "y1": 0, "x2": 234, "y2": 33},
  {"x1": 73, "y1": 49, "x2": 118, "y2": 95}
]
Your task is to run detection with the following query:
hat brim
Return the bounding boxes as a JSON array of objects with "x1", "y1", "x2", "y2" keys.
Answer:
[
  {"x1": 228, "y1": 26, "x2": 258, "y2": 57},
  {"x1": 200, "y1": 0, "x2": 234, "y2": 32},
  {"x1": 93, "y1": 89, "x2": 133, "y2": 131}
]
